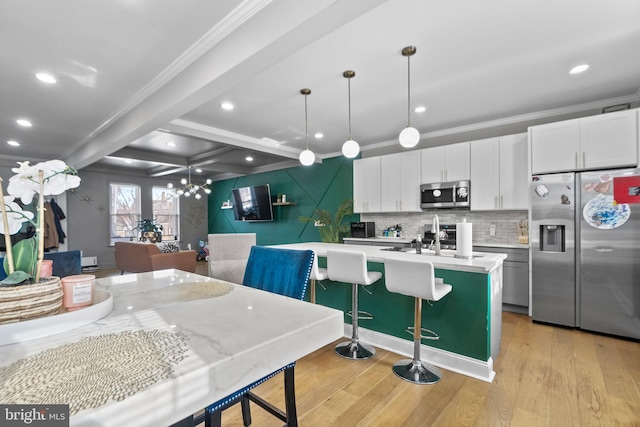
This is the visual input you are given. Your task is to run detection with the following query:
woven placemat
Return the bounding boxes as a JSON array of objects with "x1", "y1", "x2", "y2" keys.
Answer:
[
  {"x1": 0, "y1": 330, "x2": 189, "y2": 415},
  {"x1": 146, "y1": 280, "x2": 233, "y2": 304}
]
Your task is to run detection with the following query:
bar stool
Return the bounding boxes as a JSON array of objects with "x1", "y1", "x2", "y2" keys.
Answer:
[
  {"x1": 384, "y1": 258, "x2": 452, "y2": 384},
  {"x1": 309, "y1": 251, "x2": 328, "y2": 304},
  {"x1": 327, "y1": 249, "x2": 382, "y2": 360}
]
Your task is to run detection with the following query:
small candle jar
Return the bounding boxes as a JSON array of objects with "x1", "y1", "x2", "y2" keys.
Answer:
[
  {"x1": 61, "y1": 274, "x2": 95, "y2": 311},
  {"x1": 40, "y1": 260, "x2": 53, "y2": 278}
]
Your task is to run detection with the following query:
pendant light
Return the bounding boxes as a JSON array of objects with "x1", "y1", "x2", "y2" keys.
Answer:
[
  {"x1": 299, "y1": 88, "x2": 315, "y2": 166},
  {"x1": 399, "y1": 46, "x2": 420, "y2": 148},
  {"x1": 342, "y1": 70, "x2": 360, "y2": 158}
]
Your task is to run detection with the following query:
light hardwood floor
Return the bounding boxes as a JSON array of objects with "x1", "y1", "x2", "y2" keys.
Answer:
[{"x1": 96, "y1": 265, "x2": 640, "y2": 426}]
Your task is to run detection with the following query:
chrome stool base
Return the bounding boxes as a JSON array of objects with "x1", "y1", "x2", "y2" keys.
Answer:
[
  {"x1": 392, "y1": 359, "x2": 442, "y2": 384},
  {"x1": 335, "y1": 340, "x2": 375, "y2": 360}
]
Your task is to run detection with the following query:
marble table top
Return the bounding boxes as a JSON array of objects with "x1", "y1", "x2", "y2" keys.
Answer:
[{"x1": 0, "y1": 270, "x2": 344, "y2": 427}]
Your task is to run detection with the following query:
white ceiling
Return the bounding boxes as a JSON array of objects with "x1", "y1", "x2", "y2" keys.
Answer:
[{"x1": 2, "y1": 0, "x2": 640, "y2": 182}]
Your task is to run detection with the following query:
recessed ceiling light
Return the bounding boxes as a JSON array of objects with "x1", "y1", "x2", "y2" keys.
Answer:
[
  {"x1": 124, "y1": 159, "x2": 133, "y2": 164},
  {"x1": 414, "y1": 106, "x2": 427, "y2": 113},
  {"x1": 195, "y1": 168, "x2": 202, "y2": 173},
  {"x1": 314, "y1": 132, "x2": 324, "y2": 139},
  {"x1": 7, "y1": 140, "x2": 20, "y2": 147},
  {"x1": 16, "y1": 119, "x2": 32, "y2": 127},
  {"x1": 166, "y1": 141, "x2": 176, "y2": 147},
  {"x1": 220, "y1": 102, "x2": 234, "y2": 110},
  {"x1": 35, "y1": 73, "x2": 56, "y2": 84},
  {"x1": 245, "y1": 156, "x2": 254, "y2": 162},
  {"x1": 569, "y1": 64, "x2": 590, "y2": 74}
]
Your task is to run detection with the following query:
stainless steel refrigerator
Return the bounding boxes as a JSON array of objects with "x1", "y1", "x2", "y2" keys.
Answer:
[{"x1": 531, "y1": 168, "x2": 640, "y2": 339}]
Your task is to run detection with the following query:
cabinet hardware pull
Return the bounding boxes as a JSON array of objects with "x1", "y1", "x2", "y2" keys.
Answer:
[
  {"x1": 582, "y1": 151, "x2": 586, "y2": 168},
  {"x1": 500, "y1": 195, "x2": 503, "y2": 208}
]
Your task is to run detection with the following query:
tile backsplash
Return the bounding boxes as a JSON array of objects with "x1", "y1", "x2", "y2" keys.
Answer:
[{"x1": 360, "y1": 209, "x2": 528, "y2": 245}]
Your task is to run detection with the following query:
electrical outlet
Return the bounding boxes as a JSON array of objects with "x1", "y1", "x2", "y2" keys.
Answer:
[{"x1": 489, "y1": 224, "x2": 496, "y2": 236}]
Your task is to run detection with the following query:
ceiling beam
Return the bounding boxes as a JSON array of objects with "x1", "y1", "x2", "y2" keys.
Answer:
[{"x1": 63, "y1": 0, "x2": 387, "y2": 170}]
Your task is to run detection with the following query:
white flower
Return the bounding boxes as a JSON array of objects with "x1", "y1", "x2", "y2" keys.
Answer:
[
  {"x1": 7, "y1": 160, "x2": 81, "y2": 204},
  {"x1": 0, "y1": 196, "x2": 35, "y2": 235}
]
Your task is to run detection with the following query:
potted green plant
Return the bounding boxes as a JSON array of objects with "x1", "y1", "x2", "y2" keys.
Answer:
[
  {"x1": 136, "y1": 219, "x2": 163, "y2": 243},
  {"x1": 299, "y1": 198, "x2": 353, "y2": 243}
]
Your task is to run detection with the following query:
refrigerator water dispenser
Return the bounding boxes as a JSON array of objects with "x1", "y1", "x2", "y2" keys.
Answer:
[{"x1": 540, "y1": 225, "x2": 565, "y2": 252}]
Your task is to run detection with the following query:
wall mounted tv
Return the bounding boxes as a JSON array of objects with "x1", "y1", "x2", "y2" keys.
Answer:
[{"x1": 231, "y1": 184, "x2": 274, "y2": 222}]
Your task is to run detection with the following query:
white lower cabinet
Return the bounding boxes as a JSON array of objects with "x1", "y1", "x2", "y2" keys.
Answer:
[
  {"x1": 380, "y1": 152, "x2": 422, "y2": 212},
  {"x1": 471, "y1": 133, "x2": 528, "y2": 210}
]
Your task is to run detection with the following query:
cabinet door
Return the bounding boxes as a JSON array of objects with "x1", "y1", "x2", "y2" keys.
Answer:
[
  {"x1": 398, "y1": 151, "x2": 422, "y2": 211},
  {"x1": 530, "y1": 119, "x2": 580, "y2": 174},
  {"x1": 499, "y1": 133, "x2": 529, "y2": 209},
  {"x1": 353, "y1": 157, "x2": 381, "y2": 213},
  {"x1": 380, "y1": 154, "x2": 400, "y2": 212},
  {"x1": 444, "y1": 142, "x2": 470, "y2": 181},
  {"x1": 421, "y1": 146, "x2": 444, "y2": 183},
  {"x1": 581, "y1": 109, "x2": 638, "y2": 170},
  {"x1": 503, "y1": 261, "x2": 529, "y2": 306},
  {"x1": 470, "y1": 138, "x2": 500, "y2": 210}
]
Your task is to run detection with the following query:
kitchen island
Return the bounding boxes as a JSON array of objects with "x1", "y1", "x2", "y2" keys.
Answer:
[{"x1": 273, "y1": 242, "x2": 506, "y2": 382}]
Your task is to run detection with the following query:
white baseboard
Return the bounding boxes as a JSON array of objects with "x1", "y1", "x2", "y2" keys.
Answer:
[{"x1": 343, "y1": 324, "x2": 495, "y2": 383}]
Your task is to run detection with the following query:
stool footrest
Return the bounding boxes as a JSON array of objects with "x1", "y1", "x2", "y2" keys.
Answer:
[
  {"x1": 347, "y1": 310, "x2": 373, "y2": 320},
  {"x1": 406, "y1": 326, "x2": 440, "y2": 341}
]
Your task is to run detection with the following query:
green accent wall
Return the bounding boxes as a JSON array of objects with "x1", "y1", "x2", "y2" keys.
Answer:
[{"x1": 207, "y1": 157, "x2": 359, "y2": 245}]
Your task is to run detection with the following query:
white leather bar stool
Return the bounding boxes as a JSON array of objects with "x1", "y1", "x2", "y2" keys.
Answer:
[
  {"x1": 309, "y1": 251, "x2": 328, "y2": 304},
  {"x1": 384, "y1": 258, "x2": 452, "y2": 384},
  {"x1": 327, "y1": 249, "x2": 382, "y2": 359}
]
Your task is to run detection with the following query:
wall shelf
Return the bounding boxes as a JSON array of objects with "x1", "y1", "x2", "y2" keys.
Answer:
[{"x1": 273, "y1": 202, "x2": 296, "y2": 206}]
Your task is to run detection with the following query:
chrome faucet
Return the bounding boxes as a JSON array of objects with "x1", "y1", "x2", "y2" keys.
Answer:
[{"x1": 431, "y1": 214, "x2": 441, "y2": 255}]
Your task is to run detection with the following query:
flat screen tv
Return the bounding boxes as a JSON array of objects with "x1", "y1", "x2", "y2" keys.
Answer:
[{"x1": 231, "y1": 184, "x2": 274, "y2": 222}]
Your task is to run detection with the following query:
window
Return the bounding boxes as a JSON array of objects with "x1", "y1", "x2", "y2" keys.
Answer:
[
  {"x1": 110, "y1": 183, "x2": 141, "y2": 245},
  {"x1": 153, "y1": 186, "x2": 179, "y2": 240}
]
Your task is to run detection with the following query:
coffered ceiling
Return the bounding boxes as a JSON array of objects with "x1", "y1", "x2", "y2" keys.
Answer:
[{"x1": 2, "y1": 0, "x2": 639, "y2": 182}]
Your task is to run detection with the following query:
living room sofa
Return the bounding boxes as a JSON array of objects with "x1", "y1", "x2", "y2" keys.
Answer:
[{"x1": 114, "y1": 241, "x2": 197, "y2": 274}]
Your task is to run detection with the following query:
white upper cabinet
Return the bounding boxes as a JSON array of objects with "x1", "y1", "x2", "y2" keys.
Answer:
[
  {"x1": 380, "y1": 151, "x2": 422, "y2": 212},
  {"x1": 421, "y1": 142, "x2": 470, "y2": 183},
  {"x1": 531, "y1": 109, "x2": 638, "y2": 174},
  {"x1": 353, "y1": 157, "x2": 381, "y2": 213},
  {"x1": 470, "y1": 133, "x2": 528, "y2": 210},
  {"x1": 499, "y1": 133, "x2": 529, "y2": 209},
  {"x1": 581, "y1": 110, "x2": 638, "y2": 170}
]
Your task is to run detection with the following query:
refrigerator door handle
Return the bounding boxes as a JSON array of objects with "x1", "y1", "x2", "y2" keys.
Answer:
[{"x1": 593, "y1": 247, "x2": 614, "y2": 253}]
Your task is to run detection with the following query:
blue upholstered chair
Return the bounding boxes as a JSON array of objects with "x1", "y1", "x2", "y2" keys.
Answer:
[{"x1": 202, "y1": 246, "x2": 314, "y2": 427}]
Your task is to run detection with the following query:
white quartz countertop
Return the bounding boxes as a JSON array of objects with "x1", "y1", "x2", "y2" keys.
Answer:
[
  {"x1": 0, "y1": 270, "x2": 343, "y2": 427},
  {"x1": 343, "y1": 236, "x2": 414, "y2": 244},
  {"x1": 273, "y1": 242, "x2": 506, "y2": 273},
  {"x1": 344, "y1": 237, "x2": 529, "y2": 249},
  {"x1": 473, "y1": 242, "x2": 530, "y2": 249}
]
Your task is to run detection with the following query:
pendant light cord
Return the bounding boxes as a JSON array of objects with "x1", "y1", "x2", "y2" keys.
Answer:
[
  {"x1": 304, "y1": 93, "x2": 309, "y2": 149},
  {"x1": 407, "y1": 54, "x2": 411, "y2": 127},
  {"x1": 347, "y1": 77, "x2": 352, "y2": 140}
]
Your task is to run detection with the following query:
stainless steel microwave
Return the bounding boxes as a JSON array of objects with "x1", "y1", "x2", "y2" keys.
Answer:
[{"x1": 420, "y1": 180, "x2": 470, "y2": 209}]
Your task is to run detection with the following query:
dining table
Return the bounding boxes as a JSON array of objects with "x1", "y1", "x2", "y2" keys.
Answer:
[{"x1": 0, "y1": 269, "x2": 344, "y2": 426}]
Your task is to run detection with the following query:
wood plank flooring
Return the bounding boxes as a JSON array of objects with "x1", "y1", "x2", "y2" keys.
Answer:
[{"x1": 95, "y1": 265, "x2": 640, "y2": 426}]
